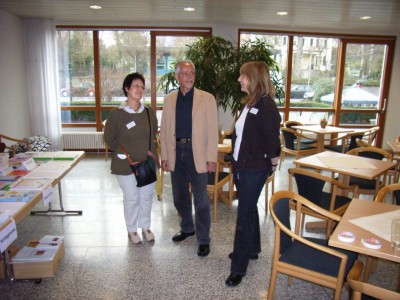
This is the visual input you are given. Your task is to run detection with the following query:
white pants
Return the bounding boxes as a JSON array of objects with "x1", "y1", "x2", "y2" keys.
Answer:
[{"x1": 116, "y1": 174, "x2": 155, "y2": 232}]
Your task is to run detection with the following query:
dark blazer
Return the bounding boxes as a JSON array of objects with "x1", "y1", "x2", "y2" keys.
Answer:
[{"x1": 232, "y1": 95, "x2": 281, "y2": 171}]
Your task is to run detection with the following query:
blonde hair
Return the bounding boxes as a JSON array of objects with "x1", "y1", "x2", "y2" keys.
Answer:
[{"x1": 240, "y1": 61, "x2": 275, "y2": 107}]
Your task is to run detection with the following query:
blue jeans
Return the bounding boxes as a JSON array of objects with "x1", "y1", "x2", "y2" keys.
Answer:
[
  {"x1": 170, "y1": 142, "x2": 211, "y2": 244},
  {"x1": 230, "y1": 167, "x2": 269, "y2": 275}
]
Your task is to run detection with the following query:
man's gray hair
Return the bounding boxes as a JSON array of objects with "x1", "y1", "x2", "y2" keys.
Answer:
[{"x1": 175, "y1": 60, "x2": 196, "y2": 72}]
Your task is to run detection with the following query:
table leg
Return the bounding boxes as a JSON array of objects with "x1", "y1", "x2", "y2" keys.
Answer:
[{"x1": 31, "y1": 182, "x2": 82, "y2": 216}]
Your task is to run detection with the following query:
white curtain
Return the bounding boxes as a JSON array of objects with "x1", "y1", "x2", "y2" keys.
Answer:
[{"x1": 22, "y1": 19, "x2": 62, "y2": 150}]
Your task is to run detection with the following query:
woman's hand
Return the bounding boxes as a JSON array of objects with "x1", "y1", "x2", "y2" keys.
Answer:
[{"x1": 270, "y1": 156, "x2": 279, "y2": 172}]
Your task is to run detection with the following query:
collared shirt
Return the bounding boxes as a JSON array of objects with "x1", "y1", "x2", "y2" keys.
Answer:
[
  {"x1": 121, "y1": 101, "x2": 144, "y2": 114},
  {"x1": 175, "y1": 87, "x2": 194, "y2": 139}
]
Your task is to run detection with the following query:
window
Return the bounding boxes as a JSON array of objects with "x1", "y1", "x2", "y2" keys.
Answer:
[
  {"x1": 57, "y1": 27, "x2": 211, "y2": 130},
  {"x1": 239, "y1": 29, "x2": 395, "y2": 146}
]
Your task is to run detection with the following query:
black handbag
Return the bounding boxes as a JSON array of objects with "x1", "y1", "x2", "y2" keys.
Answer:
[{"x1": 120, "y1": 107, "x2": 160, "y2": 187}]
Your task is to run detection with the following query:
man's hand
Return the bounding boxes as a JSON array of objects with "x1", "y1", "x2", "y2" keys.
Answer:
[
  {"x1": 207, "y1": 161, "x2": 217, "y2": 173},
  {"x1": 162, "y1": 160, "x2": 170, "y2": 172}
]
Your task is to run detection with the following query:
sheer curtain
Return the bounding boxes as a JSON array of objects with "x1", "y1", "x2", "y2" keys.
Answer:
[{"x1": 22, "y1": 19, "x2": 62, "y2": 150}]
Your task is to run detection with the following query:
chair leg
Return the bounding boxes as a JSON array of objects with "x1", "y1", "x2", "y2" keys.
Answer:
[
  {"x1": 267, "y1": 269, "x2": 277, "y2": 300},
  {"x1": 213, "y1": 188, "x2": 218, "y2": 223},
  {"x1": 278, "y1": 151, "x2": 285, "y2": 170}
]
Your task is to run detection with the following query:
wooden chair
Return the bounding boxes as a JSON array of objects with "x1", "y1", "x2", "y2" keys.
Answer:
[
  {"x1": 347, "y1": 146, "x2": 393, "y2": 197},
  {"x1": 207, "y1": 157, "x2": 233, "y2": 223},
  {"x1": 347, "y1": 260, "x2": 400, "y2": 300},
  {"x1": 0, "y1": 133, "x2": 29, "y2": 156},
  {"x1": 283, "y1": 120, "x2": 316, "y2": 144},
  {"x1": 264, "y1": 171, "x2": 275, "y2": 214},
  {"x1": 267, "y1": 190, "x2": 358, "y2": 300},
  {"x1": 362, "y1": 183, "x2": 400, "y2": 282},
  {"x1": 375, "y1": 182, "x2": 400, "y2": 205},
  {"x1": 324, "y1": 130, "x2": 366, "y2": 153},
  {"x1": 279, "y1": 127, "x2": 318, "y2": 170},
  {"x1": 288, "y1": 167, "x2": 358, "y2": 236}
]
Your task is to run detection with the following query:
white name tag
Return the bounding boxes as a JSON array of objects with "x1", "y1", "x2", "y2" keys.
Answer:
[
  {"x1": 126, "y1": 121, "x2": 136, "y2": 129},
  {"x1": 42, "y1": 184, "x2": 54, "y2": 206},
  {"x1": 0, "y1": 219, "x2": 17, "y2": 252},
  {"x1": 250, "y1": 108, "x2": 259, "y2": 115},
  {"x1": 22, "y1": 158, "x2": 37, "y2": 171}
]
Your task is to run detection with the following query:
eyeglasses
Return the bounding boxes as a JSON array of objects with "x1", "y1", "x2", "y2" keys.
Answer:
[
  {"x1": 179, "y1": 71, "x2": 195, "y2": 77},
  {"x1": 131, "y1": 84, "x2": 145, "y2": 90}
]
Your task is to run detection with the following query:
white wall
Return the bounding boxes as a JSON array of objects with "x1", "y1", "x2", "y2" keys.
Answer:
[
  {"x1": 0, "y1": 10, "x2": 30, "y2": 138},
  {"x1": 383, "y1": 36, "x2": 400, "y2": 148}
]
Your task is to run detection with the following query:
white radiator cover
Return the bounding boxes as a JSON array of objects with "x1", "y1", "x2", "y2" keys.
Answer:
[{"x1": 62, "y1": 132, "x2": 105, "y2": 150}]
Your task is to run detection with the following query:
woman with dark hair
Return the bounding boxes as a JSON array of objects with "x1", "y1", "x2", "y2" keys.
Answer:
[
  {"x1": 226, "y1": 61, "x2": 281, "y2": 287},
  {"x1": 104, "y1": 72, "x2": 159, "y2": 245}
]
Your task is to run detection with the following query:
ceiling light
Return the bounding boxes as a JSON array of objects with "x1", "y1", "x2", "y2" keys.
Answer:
[
  {"x1": 90, "y1": 5, "x2": 102, "y2": 10},
  {"x1": 277, "y1": 12, "x2": 288, "y2": 16},
  {"x1": 360, "y1": 16, "x2": 371, "y2": 20},
  {"x1": 184, "y1": 7, "x2": 195, "y2": 12}
]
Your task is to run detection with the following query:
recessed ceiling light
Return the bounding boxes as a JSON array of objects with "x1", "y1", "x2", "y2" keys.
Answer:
[
  {"x1": 277, "y1": 11, "x2": 288, "y2": 16},
  {"x1": 90, "y1": 5, "x2": 102, "y2": 10},
  {"x1": 184, "y1": 7, "x2": 195, "y2": 12},
  {"x1": 360, "y1": 16, "x2": 371, "y2": 20}
]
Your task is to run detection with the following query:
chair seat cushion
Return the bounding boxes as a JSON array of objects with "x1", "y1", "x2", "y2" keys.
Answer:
[
  {"x1": 294, "y1": 142, "x2": 316, "y2": 151},
  {"x1": 301, "y1": 138, "x2": 316, "y2": 145},
  {"x1": 349, "y1": 177, "x2": 378, "y2": 190},
  {"x1": 324, "y1": 145, "x2": 348, "y2": 153},
  {"x1": 207, "y1": 171, "x2": 230, "y2": 185},
  {"x1": 279, "y1": 237, "x2": 358, "y2": 277},
  {"x1": 321, "y1": 192, "x2": 352, "y2": 210}
]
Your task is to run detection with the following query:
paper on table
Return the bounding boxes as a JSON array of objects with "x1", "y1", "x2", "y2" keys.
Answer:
[
  {"x1": 317, "y1": 156, "x2": 377, "y2": 169},
  {"x1": 349, "y1": 209, "x2": 400, "y2": 242}
]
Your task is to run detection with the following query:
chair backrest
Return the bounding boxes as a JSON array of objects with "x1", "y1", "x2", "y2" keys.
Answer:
[
  {"x1": 270, "y1": 190, "x2": 342, "y2": 249},
  {"x1": 346, "y1": 131, "x2": 365, "y2": 151},
  {"x1": 281, "y1": 127, "x2": 297, "y2": 150},
  {"x1": 289, "y1": 167, "x2": 358, "y2": 209},
  {"x1": 284, "y1": 120, "x2": 303, "y2": 129},
  {"x1": 374, "y1": 182, "x2": 400, "y2": 205},
  {"x1": 347, "y1": 260, "x2": 400, "y2": 300},
  {"x1": 347, "y1": 146, "x2": 392, "y2": 162},
  {"x1": 289, "y1": 168, "x2": 326, "y2": 206}
]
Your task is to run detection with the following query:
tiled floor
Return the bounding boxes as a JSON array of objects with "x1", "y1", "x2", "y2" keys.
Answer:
[{"x1": 0, "y1": 153, "x2": 398, "y2": 299}]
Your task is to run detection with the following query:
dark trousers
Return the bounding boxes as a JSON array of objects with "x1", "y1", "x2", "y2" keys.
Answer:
[
  {"x1": 170, "y1": 142, "x2": 211, "y2": 244},
  {"x1": 230, "y1": 167, "x2": 268, "y2": 275}
]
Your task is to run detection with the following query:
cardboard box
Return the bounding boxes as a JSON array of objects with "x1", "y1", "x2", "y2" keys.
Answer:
[
  {"x1": 0, "y1": 245, "x2": 20, "y2": 279},
  {"x1": 11, "y1": 241, "x2": 64, "y2": 279}
]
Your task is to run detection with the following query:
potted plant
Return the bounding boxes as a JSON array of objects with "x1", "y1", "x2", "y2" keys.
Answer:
[
  {"x1": 157, "y1": 36, "x2": 284, "y2": 115},
  {"x1": 320, "y1": 117, "x2": 328, "y2": 128}
]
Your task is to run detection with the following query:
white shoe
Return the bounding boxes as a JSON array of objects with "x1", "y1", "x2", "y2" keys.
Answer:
[
  {"x1": 128, "y1": 232, "x2": 142, "y2": 244},
  {"x1": 142, "y1": 229, "x2": 155, "y2": 242}
]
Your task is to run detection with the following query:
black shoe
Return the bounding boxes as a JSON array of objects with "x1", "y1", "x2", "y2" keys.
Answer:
[
  {"x1": 172, "y1": 231, "x2": 195, "y2": 242},
  {"x1": 225, "y1": 273, "x2": 243, "y2": 287},
  {"x1": 197, "y1": 244, "x2": 210, "y2": 257},
  {"x1": 228, "y1": 252, "x2": 259, "y2": 260}
]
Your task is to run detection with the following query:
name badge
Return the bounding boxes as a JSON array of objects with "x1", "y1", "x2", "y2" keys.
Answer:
[
  {"x1": 126, "y1": 121, "x2": 136, "y2": 129},
  {"x1": 250, "y1": 108, "x2": 259, "y2": 115}
]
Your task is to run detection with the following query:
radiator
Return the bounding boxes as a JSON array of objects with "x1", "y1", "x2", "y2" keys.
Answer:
[{"x1": 62, "y1": 132, "x2": 105, "y2": 150}]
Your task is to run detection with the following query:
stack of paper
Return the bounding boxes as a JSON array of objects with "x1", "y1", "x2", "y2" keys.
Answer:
[
  {"x1": 11, "y1": 246, "x2": 57, "y2": 263},
  {"x1": 0, "y1": 190, "x2": 38, "y2": 202},
  {"x1": 10, "y1": 178, "x2": 52, "y2": 191},
  {"x1": 23, "y1": 161, "x2": 72, "y2": 179}
]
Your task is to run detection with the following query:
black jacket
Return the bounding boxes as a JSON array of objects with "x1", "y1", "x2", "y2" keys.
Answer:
[{"x1": 232, "y1": 95, "x2": 281, "y2": 171}]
